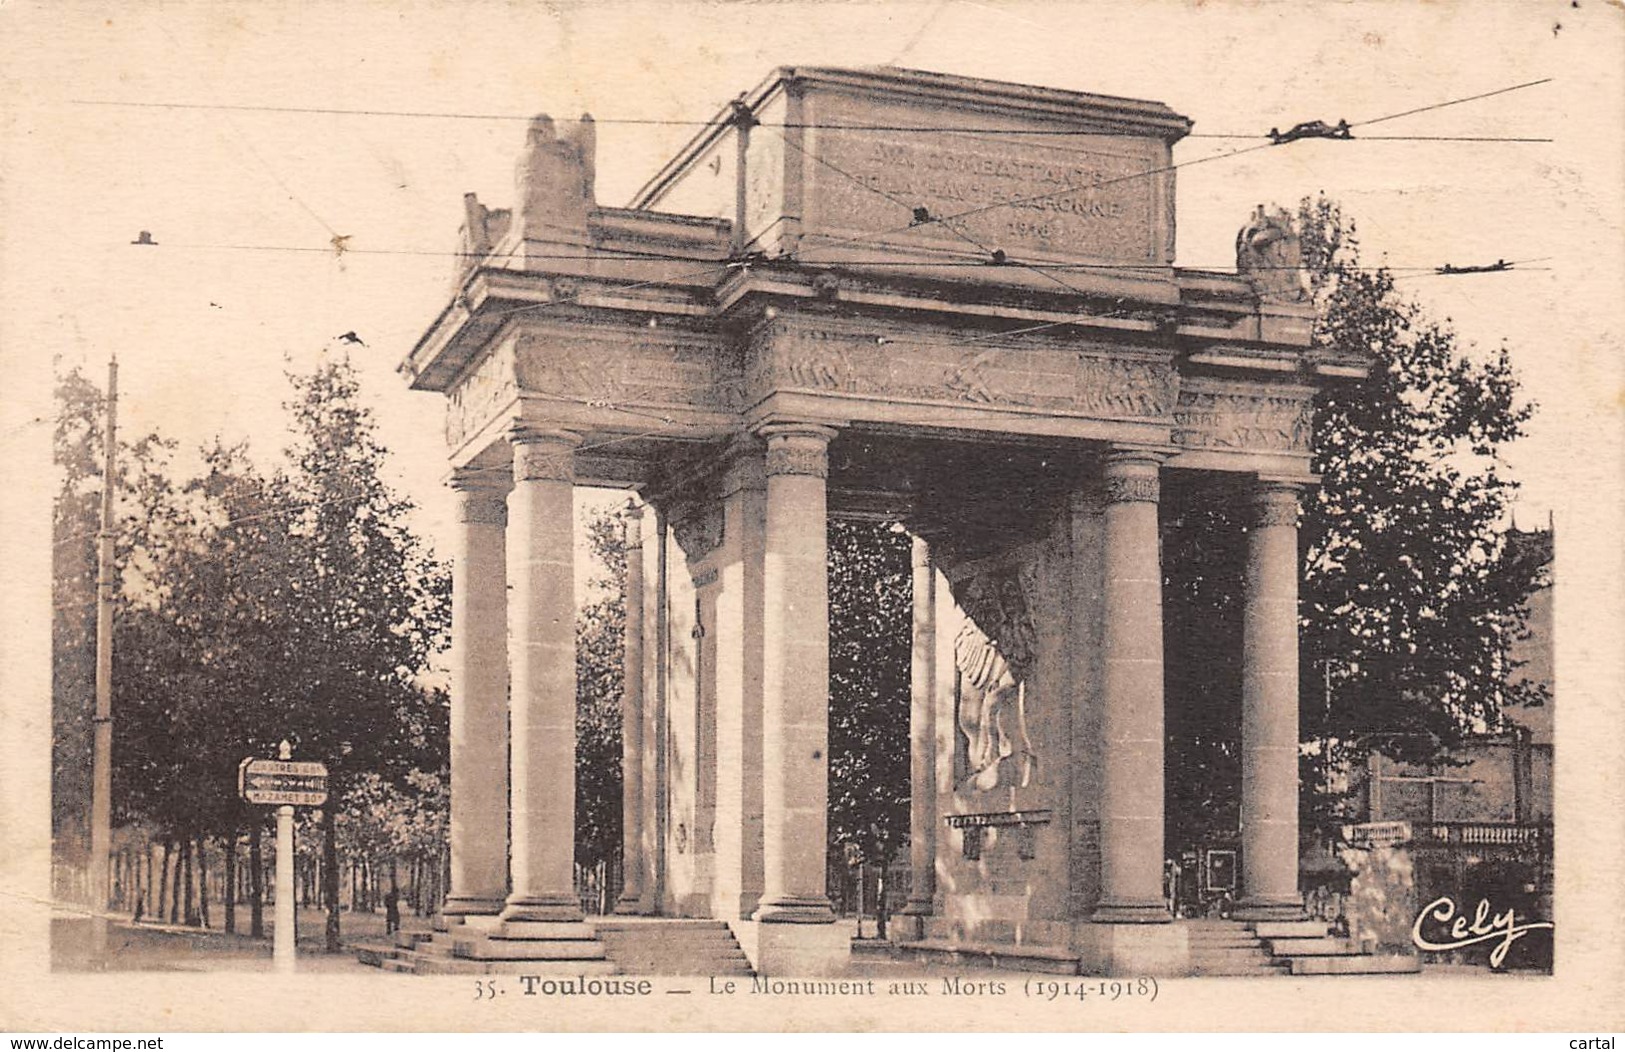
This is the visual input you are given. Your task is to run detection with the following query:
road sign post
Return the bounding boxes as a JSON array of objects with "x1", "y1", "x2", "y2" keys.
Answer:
[{"x1": 240, "y1": 740, "x2": 328, "y2": 974}]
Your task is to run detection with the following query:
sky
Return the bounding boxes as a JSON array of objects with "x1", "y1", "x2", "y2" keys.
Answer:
[{"x1": 3, "y1": 1, "x2": 1620, "y2": 553}]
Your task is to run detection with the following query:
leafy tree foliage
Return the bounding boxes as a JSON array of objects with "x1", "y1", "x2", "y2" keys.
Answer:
[
  {"x1": 1297, "y1": 196, "x2": 1543, "y2": 772},
  {"x1": 826, "y1": 519, "x2": 912, "y2": 870},
  {"x1": 55, "y1": 354, "x2": 451, "y2": 944},
  {"x1": 1162, "y1": 196, "x2": 1544, "y2": 845},
  {"x1": 576, "y1": 504, "x2": 628, "y2": 871}
]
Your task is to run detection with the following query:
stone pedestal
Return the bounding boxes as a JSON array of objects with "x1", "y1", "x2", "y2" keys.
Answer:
[
  {"x1": 1073, "y1": 920, "x2": 1189, "y2": 976},
  {"x1": 1092, "y1": 451, "x2": 1171, "y2": 924},
  {"x1": 753, "y1": 423, "x2": 839, "y2": 926},
  {"x1": 503, "y1": 428, "x2": 591, "y2": 926},
  {"x1": 1236, "y1": 481, "x2": 1306, "y2": 921},
  {"x1": 732, "y1": 919, "x2": 853, "y2": 977},
  {"x1": 615, "y1": 502, "x2": 649, "y2": 914},
  {"x1": 443, "y1": 469, "x2": 512, "y2": 918}
]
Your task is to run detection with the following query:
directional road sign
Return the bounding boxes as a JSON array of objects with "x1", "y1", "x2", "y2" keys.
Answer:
[{"x1": 239, "y1": 757, "x2": 330, "y2": 806}]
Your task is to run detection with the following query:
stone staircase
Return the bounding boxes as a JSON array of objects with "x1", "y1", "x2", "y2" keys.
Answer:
[
  {"x1": 356, "y1": 918, "x2": 755, "y2": 976},
  {"x1": 1251, "y1": 919, "x2": 1420, "y2": 976},
  {"x1": 1186, "y1": 918, "x2": 1420, "y2": 976},
  {"x1": 355, "y1": 917, "x2": 615, "y2": 976},
  {"x1": 594, "y1": 918, "x2": 753, "y2": 976},
  {"x1": 1185, "y1": 919, "x2": 1289, "y2": 976}
]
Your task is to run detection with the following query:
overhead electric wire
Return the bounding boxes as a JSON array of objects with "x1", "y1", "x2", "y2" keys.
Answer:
[{"x1": 68, "y1": 96, "x2": 1551, "y2": 144}]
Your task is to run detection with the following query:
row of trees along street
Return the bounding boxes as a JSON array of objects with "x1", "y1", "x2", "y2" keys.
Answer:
[
  {"x1": 54, "y1": 356, "x2": 452, "y2": 950},
  {"x1": 53, "y1": 195, "x2": 1549, "y2": 947}
]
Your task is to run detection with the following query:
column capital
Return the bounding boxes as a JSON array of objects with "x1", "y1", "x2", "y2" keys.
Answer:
[
  {"x1": 509, "y1": 426, "x2": 582, "y2": 483},
  {"x1": 449, "y1": 468, "x2": 511, "y2": 526},
  {"x1": 720, "y1": 433, "x2": 769, "y2": 496},
  {"x1": 757, "y1": 422, "x2": 838, "y2": 479},
  {"x1": 1101, "y1": 449, "x2": 1165, "y2": 505}
]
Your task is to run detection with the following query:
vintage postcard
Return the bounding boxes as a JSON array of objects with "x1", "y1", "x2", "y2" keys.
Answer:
[{"x1": 2, "y1": 0, "x2": 1622, "y2": 1034}]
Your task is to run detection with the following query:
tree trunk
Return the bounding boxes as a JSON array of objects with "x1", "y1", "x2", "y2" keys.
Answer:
[
  {"x1": 181, "y1": 836, "x2": 195, "y2": 926},
  {"x1": 164, "y1": 839, "x2": 177, "y2": 924},
  {"x1": 196, "y1": 832, "x2": 211, "y2": 929},
  {"x1": 249, "y1": 822, "x2": 264, "y2": 938},
  {"x1": 322, "y1": 806, "x2": 341, "y2": 952},
  {"x1": 224, "y1": 831, "x2": 237, "y2": 934}
]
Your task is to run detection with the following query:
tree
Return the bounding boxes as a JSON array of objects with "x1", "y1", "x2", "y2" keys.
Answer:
[
  {"x1": 1296, "y1": 195, "x2": 1544, "y2": 779},
  {"x1": 270, "y1": 354, "x2": 450, "y2": 949},
  {"x1": 576, "y1": 504, "x2": 627, "y2": 875},
  {"x1": 826, "y1": 518, "x2": 912, "y2": 927},
  {"x1": 1161, "y1": 196, "x2": 1544, "y2": 843}
]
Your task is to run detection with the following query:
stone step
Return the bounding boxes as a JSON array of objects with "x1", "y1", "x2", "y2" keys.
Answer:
[
  {"x1": 492, "y1": 921, "x2": 603, "y2": 941},
  {"x1": 594, "y1": 919, "x2": 733, "y2": 931},
  {"x1": 1191, "y1": 963, "x2": 1292, "y2": 977},
  {"x1": 414, "y1": 954, "x2": 619, "y2": 976},
  {"x1": 396, "y1": 930, "x2": 436, "y2": 949},
  {"x1": 1186, "y1": 934, "x2": 1267, "y2": 948},
  {"x1": 354, "y1": 942, "x2": 401, "y2": 967},
  {"x1": 1251, "y1": 920, "x2": 1331, "y2": 939},
  {"x1": 1288, "y1": 954, "x2": 1421, "y2": 976},
  {"x1": 453, "y1": 937, "x2": 610, "y2": 961},
  {"x1": 1265, "y1": 937, "x2": 1361, "y2": 957},
  {"x1": 380, "y1": 958, "x2": 418, "y2": 973},
  {"x1": 895, "y1": 940, "x2": 1081, "y2": 975},
  {"x1": 1189, "y1": 949, "x2": 1274, "y2": 969}
]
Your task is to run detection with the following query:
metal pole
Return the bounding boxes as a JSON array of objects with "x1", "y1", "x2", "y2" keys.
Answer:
[
  {"x1": 274, "y1": 740, "x2": 296, "y2": 973},
  {"x1": 89, "y1": 355, "x2": 118, "y2": 959}
]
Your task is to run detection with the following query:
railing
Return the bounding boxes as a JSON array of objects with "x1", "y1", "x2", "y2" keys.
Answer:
[{"x1": 1412, "y1": 822, "x2": 1552, "y2": 851}]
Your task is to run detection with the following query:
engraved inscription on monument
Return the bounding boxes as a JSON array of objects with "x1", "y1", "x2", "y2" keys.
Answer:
[{"x1": 807, "y1": 130, "x2": 1164, "y2": 262}]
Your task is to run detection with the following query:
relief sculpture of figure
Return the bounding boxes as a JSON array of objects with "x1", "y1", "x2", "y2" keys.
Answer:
[
  {"x1": 954, "y1": 616, "x2": 1037, "y2": 793},
  {"x1": 515, "y1": 114, "x2": 597, "y2": 244},
  {"x1": 1235, "y1": 203, "x2": 1310, "y2": 303}
]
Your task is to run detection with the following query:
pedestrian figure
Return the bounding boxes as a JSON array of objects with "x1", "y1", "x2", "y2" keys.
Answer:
[{"x1": 384, "y1": 889, "x2": 400, "y2": 935}]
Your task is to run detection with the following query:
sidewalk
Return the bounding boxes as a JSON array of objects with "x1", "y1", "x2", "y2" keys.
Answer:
[{"x1": 52, "y1": 906, "x2": 435, "y2": 973}]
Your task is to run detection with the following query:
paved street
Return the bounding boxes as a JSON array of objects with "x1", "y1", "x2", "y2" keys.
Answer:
[{"x1": 52, "y1": 907, "x2": 435, "y2": 973}]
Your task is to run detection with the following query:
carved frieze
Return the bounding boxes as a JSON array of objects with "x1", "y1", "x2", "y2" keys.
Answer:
[
  {"x1": 446, "y1": 346, "x2": 517, "y2": 450},
  {"x1": 1173, "y1": 387, "x2": 1313, "y2": 453},
  {"x1": 752, "y1": 321, "x2": 1178, "y2": 420},
  {"x1": 514, "y1": 329, "x2": 743, "y2": 412}
]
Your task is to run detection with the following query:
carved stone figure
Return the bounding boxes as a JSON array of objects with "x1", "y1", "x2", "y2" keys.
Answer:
[
  {"x1": 1236, "y1": 204, "x2": 1310, "y2": 303},
  {"x1": 515, "y1": 114, "x2": 597, "y2": 244},
  {"x1": 953, "y1": 572, "x2": 1038, "y2": 793}
]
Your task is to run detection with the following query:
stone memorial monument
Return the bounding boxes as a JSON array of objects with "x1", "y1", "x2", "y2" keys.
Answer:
[{"x1": 400, "y1": 66, "x2": 1369, "y2": 976}]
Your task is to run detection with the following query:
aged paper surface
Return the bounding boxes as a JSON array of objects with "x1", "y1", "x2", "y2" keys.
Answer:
[{"x1": 2, "y1": 0, "x2": 1622, "y2": 1033}]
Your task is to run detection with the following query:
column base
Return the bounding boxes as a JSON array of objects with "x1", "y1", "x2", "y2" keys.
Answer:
[
  {"x1": 441, "y1": 895, "x2": 507, "y2": 918},
  {"x1": 897, "y1": 897, "x2": 934, "y2": 918},
  {"x1": 753, "y1": 896, "x2": 837, "y2": 924},
  {"x1": 1091, "y1": 901, "x2": 1172, "y2": 924},
  {"x1": 501, "y1": 894, "x2": 585, "y2": 923},
  {"x1": 612, "y1": 891, "x2": 648, "y2": 915},
  {"x1": 1232, "y1": 896, "x2": 1306, "y2": 922}
]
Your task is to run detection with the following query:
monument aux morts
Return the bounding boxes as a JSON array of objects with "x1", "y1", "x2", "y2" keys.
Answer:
[{"x1": 398, "y1": 66, "x2": 1371, "y2": 977}]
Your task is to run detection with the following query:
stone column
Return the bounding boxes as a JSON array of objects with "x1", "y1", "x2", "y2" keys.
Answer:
[
  {"x1": 503, "y1": 427, "x2": 584, "y2": 923},
  {"x1": 444, "y1": 467, "x2": 512, "y2": 918},
  {"x1": 1237, "y1": 480, "x2": 1306, "y2": 919},
  {"x1": 754, "y1": 423, "x2": 838, "y2": 925},
  {"x1": 615, "y1": 502, "x2": 648, "y2": 914},
  {"x1": 900, "y1": 534, "x2": 937, "y2": 921},
  {"x1": 1093, "y1": 450, "x2": 1170, "y2": 924}
]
